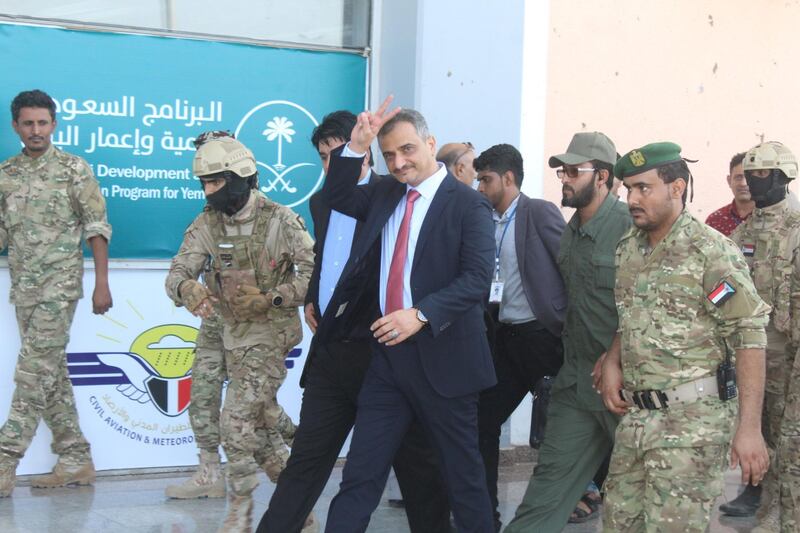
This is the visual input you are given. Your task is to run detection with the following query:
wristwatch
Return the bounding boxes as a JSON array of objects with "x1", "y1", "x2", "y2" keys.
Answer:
[
  {"x1": 271, "y1": 294, "x2": 284, "y2": 308},
  {"x1": 416, "y1": 308, "x2": 428, "y2": 325}
]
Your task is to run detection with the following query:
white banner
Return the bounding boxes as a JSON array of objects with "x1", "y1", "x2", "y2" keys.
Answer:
[{"x1": 0, "y1": 267, "x2": 311, "y2": 475}]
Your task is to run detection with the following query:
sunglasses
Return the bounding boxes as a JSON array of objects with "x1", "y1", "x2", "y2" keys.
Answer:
[
  {"x1": 452, "y1": 142, "x2": 475, "y2": 166},
  {"x1": 556, "y1": 167, "x2": 597, "y2": 179}
]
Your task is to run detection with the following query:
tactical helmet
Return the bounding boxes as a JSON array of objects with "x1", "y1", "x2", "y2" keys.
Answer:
[
  {"x1": 193, "y1": 133, "x2": 257, "y2": 179},
  {"x1": 743, "y1": 141, "x2": 797, "y2": 180}
]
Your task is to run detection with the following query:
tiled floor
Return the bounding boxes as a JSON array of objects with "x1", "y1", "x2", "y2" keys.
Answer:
[{"x1": 0, "y1": 460, "x2": 759, "y2": 532}]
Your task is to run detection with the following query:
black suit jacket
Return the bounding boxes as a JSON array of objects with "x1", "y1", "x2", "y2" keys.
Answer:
[
  {"x1": 513, "y1": 194, "x2": 567, "y2": 337},
  {"x1": 320, "y1": 147, "x2": 497, "y2": 398},
  {"x1": 299, "y1": 174, "x2": 383, "y2": 387}
]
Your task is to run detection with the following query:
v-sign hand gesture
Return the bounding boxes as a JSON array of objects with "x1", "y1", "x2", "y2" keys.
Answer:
[{"x1": 349, "y1": 94, "x2": 402, "y2": 154}]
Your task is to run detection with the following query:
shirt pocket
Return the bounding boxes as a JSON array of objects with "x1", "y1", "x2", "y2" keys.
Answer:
[
  {"x1": 37, "y1": 178, "x2": 76, "y2": 228},
  {"x1": 592, "y1": 255, "x2": 617, "y2": 290}
]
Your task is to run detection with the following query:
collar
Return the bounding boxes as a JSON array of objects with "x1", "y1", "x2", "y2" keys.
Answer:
[
  {"x1": 632, "y1": 209, "x2": 692, "y2": 251},
  {"x1": 20, "y1": 143, "x2": 57, "y2": 170},
  {"x1": 225, "y1": 190, "x2": 259, "y2": 223},
  {"x1": 408, "y1": 162, "x2": 447, "y2": 200},
  {"x1": 568, "y1": 191, "x2": 620, "y2": 239},
  {"x1": 358, "y1": 169, "x2": 372, "y2": 186},
  {"x1": 493, "y1": 194, "x2": 521, "y2": 223},
  {"x1": 753, "y1": 198, "x2": 789, "y2": 219},
  {"x1": 728, "y1": 199, "x2": 753, "y2": 222}
]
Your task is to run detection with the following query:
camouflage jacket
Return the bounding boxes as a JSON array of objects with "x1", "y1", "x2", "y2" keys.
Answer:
[
  {"x1": 614, "y1": 210, "x2": 769, "y2": 448},
  {"x1": 615, "y1": 210, "x2": 769, "y2": 392},
  {"x1": 166, "y1": 191, "x2": 314, "y2": 350},
  {"x1": 0, "y1": 144, "x2": 111, "y2": 304},
  {"x1": 729, "y1": 199, "x2": 800, "y2": 343}
]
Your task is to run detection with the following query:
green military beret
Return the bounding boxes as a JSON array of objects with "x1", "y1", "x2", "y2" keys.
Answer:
[{"x1": 613, "y1": 142, "x2": 683, "y2": 179}]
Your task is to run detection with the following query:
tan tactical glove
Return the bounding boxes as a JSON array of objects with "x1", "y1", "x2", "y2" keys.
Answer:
[
  {"x1": 179, "y1": 280, "x2": 212, "y2": 313},
  {"x1": 231, "y1": 285, "x2": 270, "y2": 321}
]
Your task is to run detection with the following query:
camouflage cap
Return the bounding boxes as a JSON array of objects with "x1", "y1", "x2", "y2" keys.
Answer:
[
  {"x1": 548, "y1": 132, "x2": 617, "y2": 167},
  {"x1": 614, "y1": 141, "x2": 683, "y2": 179}
]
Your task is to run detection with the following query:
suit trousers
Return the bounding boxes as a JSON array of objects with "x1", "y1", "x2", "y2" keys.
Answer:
[
  {"x1": 477, "y1": 320, "x2": 564, "y2": 528},
  {"x1": 325, "y1": 340, "x2": 493, "y2": 533},
  {"x1": 504, "y1": 387, "x2": 618, "y2": 533},
  {"x1": 257, "y1": 339, "x2": 450, "y2": 533}
]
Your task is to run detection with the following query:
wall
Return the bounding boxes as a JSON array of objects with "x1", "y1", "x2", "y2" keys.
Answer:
[
  {"x1": 537, "y1": 0, "x2": 800, "y2": 218},
  {"x1": 371, "y1": 0, "x2": 527, "y2": 164}
]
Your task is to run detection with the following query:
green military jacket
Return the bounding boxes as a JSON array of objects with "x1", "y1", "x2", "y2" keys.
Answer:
[{"x1": 553, "y1": 192, "x2": 631, "y2": 410}]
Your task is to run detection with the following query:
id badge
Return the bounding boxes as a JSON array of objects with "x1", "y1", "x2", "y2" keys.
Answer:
[{"x1": 489, "y1": 280, "x2": 504, "y2": 304}]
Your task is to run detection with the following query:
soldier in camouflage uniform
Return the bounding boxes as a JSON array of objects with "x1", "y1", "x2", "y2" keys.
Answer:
[
  {"x1": 164, "y1": 308, "x2": 298, "y2": 500},
  {"x1": 600, "y1": 142, "x2": 770, "y2": 532},
  {"x1": 0, "y1": 90, "x2": 113, "y2": 497},
  {"x1": 165, "y1": 131, "x2": 313, "y2": 532},
  {"x1": 725, "y1": 142, "x2": 800, "y2": 526}
]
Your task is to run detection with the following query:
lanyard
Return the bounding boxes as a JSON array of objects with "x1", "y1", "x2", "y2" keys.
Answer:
[{"x1": 494, "y1": 204, "x2": 518, "y2": 280}]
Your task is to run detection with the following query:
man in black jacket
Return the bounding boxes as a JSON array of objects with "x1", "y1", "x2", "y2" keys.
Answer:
[
  {"x1": 256, "y1": 110, "x2": 450, "y2": 533},
  {"x1": 474, "y1": 144, "x2": 567, "y2": 531}
]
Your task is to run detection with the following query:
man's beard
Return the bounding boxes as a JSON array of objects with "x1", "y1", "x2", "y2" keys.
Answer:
[{"x1": 561, "y1": 179, "x2": 596, "y2": 208}]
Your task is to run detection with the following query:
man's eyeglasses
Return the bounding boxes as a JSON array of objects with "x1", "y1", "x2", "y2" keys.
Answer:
[
  {"x1": 556, "y1": 167, "x2": 596, "y2": 179},
  {"x1": 453, "y1": 142, "x2": 475, "y2": 166}
]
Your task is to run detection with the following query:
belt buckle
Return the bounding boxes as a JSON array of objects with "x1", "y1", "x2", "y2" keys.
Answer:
[{"x1": 633, "y1": 390, "x2": 669, "y2": 410}]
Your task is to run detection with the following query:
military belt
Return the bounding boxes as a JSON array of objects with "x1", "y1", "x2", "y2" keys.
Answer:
[{"x1": 621, "y1": 375, "x2": 718, "y2": 410}]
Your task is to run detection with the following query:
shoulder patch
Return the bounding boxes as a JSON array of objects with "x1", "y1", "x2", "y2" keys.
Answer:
[{"x1": 707, "y1": 280, "x2": 736, "y2": 307}]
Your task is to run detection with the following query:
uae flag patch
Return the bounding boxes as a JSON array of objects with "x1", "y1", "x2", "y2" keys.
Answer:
[
  {"x1": 741, "y1": 243, "x2": 755, "y2": 257},
  {"x1": 708, "y1": 280, "x2": 736, "y2": 307}
]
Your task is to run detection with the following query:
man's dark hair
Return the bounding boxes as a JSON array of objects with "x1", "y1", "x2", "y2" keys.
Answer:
[
  {"x1": 729, "y1": 152, "x2": 746, "y2": 173},
  {"x1": 473, "y1": 144, "x2": 524, "y2": 188},
  {"x1": 592, "y1": 160, "x2": 615, "y2": 190},
  {"x1": 311, "y1": 110, "x2": 372, "y2": 166},
  {"x1": 11, "y1": 90, "x2": 56, "y2": 122},
  {"x1": 656, "y1": 159, "x2": 691, "y2": 206}
]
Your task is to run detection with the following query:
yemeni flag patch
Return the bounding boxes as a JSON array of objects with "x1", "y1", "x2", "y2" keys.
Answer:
[
  {"x1": 708, "y1": 280, "x2": 736, "y2": 307},
  {"x1": 741, "y1": 243, "x2": 755, "y2": 257}
]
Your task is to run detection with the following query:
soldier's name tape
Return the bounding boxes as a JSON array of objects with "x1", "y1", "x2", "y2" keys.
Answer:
[{"x1": 620, "y1": 375, "x2": 720, "y2": 410}]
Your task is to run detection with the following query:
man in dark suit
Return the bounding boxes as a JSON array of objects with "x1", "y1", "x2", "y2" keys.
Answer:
[
  {"x1": 321, "y1": 98, "x2": 496, "y2": 532},
  {"x1": 256, "y1": 111, "x2": 450, "y2": 533},
  {"x1": 472, "y1": 144, "x2": 566, "y2": 531}
]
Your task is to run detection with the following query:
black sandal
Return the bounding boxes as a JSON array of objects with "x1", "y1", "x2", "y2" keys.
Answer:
[{"x1": 568, "y1": 492, "x2": 601, "y2": 524}]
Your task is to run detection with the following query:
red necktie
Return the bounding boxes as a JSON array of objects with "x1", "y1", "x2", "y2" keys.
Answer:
[{"x1": 385, "y1": 189, "x2": 421, "y2": 314}]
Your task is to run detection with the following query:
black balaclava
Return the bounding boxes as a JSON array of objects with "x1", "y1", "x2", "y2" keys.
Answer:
[
  {"x1": 205, "y1": 172, "x2": 257, "y2": 216},
  {"x1": 745, "y1": 169, "x2": 789, "y2": 208}
]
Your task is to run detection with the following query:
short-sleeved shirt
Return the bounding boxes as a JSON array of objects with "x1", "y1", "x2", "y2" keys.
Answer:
[
  {"x1": 615, "y1": 210, "x2": 769, "y2": 393},
  {"x1": 705, "y1": 200, "x2": 751, "y2": 237},
  {"x1": 553, "y1": 192, "x2": 631, "y2": 410},
  {"x1": 0, "y1": 144, "x2": 111, "y2": 304}
]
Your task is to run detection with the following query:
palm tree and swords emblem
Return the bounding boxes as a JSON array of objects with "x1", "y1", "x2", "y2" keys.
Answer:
[{"x1": 259, "y1": 116, "x2": 313, "y2": 194}]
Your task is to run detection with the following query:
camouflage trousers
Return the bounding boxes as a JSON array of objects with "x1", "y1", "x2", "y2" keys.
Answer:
[
  {"x1": 0, "y1": 300, "x2": 91, "y2": 468},
  {"x1": 767, "y1": 340, "x2": 800, "y2": 532},
  {"x1": 604, "y1": 402, "x2": 734, "y2": 533},
  {"x1": 189, "y1": 316, "x2": 295, "y2": 454},
  {"x1": 604, "y1": 444, "x2": 727, "y2": 532},
  {"x1": 759, "y1": 327, "x2": 792, "y2": 513},
  {"x1": 220, "y1": 342, "x2": 290, "y2": 498}
]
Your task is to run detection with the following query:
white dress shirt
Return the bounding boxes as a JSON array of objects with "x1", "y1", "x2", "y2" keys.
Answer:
[{"x1": 343, "y1": 144, "x2": 448, "y2": 314}]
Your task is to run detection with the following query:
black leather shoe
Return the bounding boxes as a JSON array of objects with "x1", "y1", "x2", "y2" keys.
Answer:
[{"x1": 719, "y1": 483, "x2": 762, "y2": 517}]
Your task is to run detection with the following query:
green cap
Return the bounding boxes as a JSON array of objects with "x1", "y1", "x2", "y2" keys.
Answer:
[
  {"x1": 548, "y1": 132, "x2": 617, "y2": 168},
  {"x1": 614, "y1": 142, "x2": 683, "y2": 179}
]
